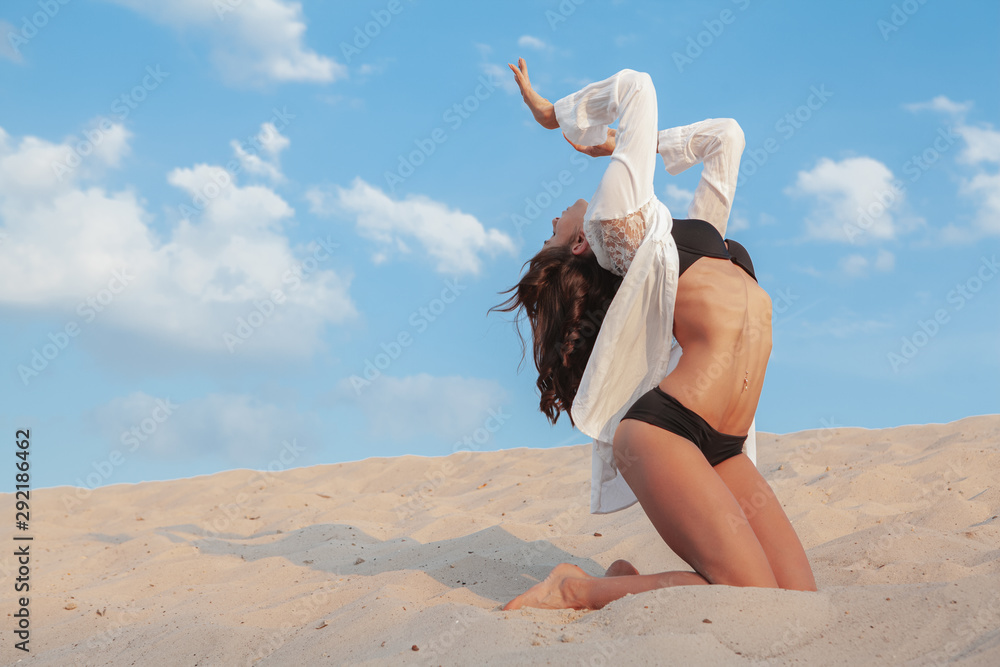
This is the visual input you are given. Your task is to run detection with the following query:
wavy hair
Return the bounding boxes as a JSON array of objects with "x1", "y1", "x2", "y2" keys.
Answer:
[{"x1": 490, "y1": 244, "x2": 622, "y2": 426}]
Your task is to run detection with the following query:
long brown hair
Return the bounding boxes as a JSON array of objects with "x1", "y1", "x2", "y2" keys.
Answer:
[{"x1": 491, "y1": 244, "x2": 622, "y2": 426}]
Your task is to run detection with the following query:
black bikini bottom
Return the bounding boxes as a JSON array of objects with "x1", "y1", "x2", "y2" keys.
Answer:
[{"x1": 621, "y1": 386, "x2": 747, "y2": 466}]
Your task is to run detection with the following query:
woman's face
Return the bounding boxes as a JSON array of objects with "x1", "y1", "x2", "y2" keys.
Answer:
[{"x1": 544, "y1": 199, "x2": 590, "y2": 255}]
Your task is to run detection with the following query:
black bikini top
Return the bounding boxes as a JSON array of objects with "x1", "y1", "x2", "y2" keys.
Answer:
[{"x1": 671, "y1": 218, "x2": 757, "y2": 282}]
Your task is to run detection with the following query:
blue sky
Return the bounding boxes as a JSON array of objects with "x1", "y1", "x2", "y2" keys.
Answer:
[{"x1": 2, "y1": 0, "x2": 997, "y2": 493}]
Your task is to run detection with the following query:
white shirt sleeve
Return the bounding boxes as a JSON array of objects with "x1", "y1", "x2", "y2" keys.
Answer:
[
  {"x1": 554, "y1": 69, "x2": 660, "y2": 277},
  {"x1": 656, "y1": 118, "x2": 746, "y2": 237}
]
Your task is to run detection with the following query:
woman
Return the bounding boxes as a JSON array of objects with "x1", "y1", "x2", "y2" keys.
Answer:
[{"x1": 494, "y1": 60, "x2": 816, "y2": 610}]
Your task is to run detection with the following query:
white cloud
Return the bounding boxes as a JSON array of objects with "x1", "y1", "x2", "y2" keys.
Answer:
[
  {"x1": 0, "y1": 123, "x2": 355, "y2": 357},
  {"x1": 838, "y1": 249, "x2": 894, "y2": 278},
  {"x1": 904, "y1": 95, "x2": 1000, "y2": 239},
  {"x1": 664, "y1": 183, "x2": 694, "y2": 211},
  {"x1": 357, "y1": 61, "x2": 385, "y2": 77},
  {"x1": 665, "y1": 184, "x2": 749, "y2": 233},
  {"x1": 307, "y1": 178, "x2": 517, "y2": 275},
  {"x1": 0, "y1": 21, "x2": 24, "y2": 63},
  {"x1": 728, "y1": 210, "x2": 750, "y2": 234},
  {"x1": 0, "y1": 122, "x2": 132, "y2": 199},
  {"x1": 481, "y1": 63, "x2": 518, "y2": 95},
  {"x1": 839, "y1": 254, "x2": 869, "y2": 278},
  {"x1": 939, "y1": 223, "x2": 974, "y2": 244},
  {"x1": 954, "y1": 121, "x2": 1000, "y2": 236},
  {"x1": 335, "y1": 374, "x2": 507, "y2": 444},
  {"x1": 960, "y1": 171, "x2": 1000, "y2": 236},
  {"x1": 956, "y1": 123, "x2": 1000, "y2": 166},
  {"x1": 91, "y1": 392, "x2": 314, "y2": 463},
  {"x1": 787, "y1": 156, "x2": 920, "y2": 243},
  {"x1": 230, "y1": 122, "x2": 289, "y2": 181},
  {"x1": 105, "y1": 0, "x2": 344, "y2": 85},
  {"x1": 792, "y1": 264, "x2": 823, "y2": 278},
  {"x1": 874, "y1": 248, "x2": 895, "y2": 272},
  {"x1": 517, "y1": 35, "x2": 550, "y2": 51},
  {"x1": 904, "y1": 95, "x2": 972, "y2": 116}
]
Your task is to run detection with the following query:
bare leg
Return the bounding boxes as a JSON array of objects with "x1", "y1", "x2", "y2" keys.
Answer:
[
  {"x1": 503, "y1": 421, "x2": 781, "y2": 611},
  {"x1": 713, "y1": 454, "x2": 817, "y2": 591},
  {"x1": 612, "y1": 419, "x2": 778, "y2": 587},
  {"x1": 503, "y1": 563, "x2": 707, "y2": 611}
]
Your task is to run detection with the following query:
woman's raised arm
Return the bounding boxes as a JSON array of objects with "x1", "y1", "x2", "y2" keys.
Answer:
[
  {"x1": 656, "y1": 119, "x2": 745, "y2": 237},
  {"x1": 508, "y1": 58, "x2": 559, "y2": 130}
]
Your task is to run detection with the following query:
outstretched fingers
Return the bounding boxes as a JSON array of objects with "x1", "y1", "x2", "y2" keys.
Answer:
[
  {"x1": 507, "y1": 57, "x2": 533, "y2": 98},
  {"x1": 507, "y1": 57, "x2": 558, "y2": 129}
]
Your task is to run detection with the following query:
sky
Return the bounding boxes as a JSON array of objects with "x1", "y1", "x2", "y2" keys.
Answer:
[{"x1": 1, "y1": 0, "x2": 997, "y2": 493}]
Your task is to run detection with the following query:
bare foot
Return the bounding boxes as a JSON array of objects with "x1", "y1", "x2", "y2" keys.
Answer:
[
  {"x1": 502, "y1": 563, "x2": 591, "y2": 610},
  {"x1": 603, "y1": 559, "x2": 640, "y2": 577}
]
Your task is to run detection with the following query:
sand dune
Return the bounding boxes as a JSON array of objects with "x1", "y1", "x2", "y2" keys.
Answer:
[{"x1": 3, "y1": 414, "x2": 998, "y2": 665}]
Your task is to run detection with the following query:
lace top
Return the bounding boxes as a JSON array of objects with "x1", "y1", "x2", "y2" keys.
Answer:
[{"x1": 584, "y1": 197, "x2": 656, "y2": 277}]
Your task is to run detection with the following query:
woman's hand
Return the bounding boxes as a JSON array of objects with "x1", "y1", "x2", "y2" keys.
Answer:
[
  {"x1": 564, "y1": 128, "x2": 616, "y2": 157},
  {"x1": 508, "y1": 58, "x2": 559, "y2": 130}
]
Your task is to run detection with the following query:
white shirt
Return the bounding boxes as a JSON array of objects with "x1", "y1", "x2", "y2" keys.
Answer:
[{"x1": 553, "y1": 69, "x2": 757, "y2": 514}]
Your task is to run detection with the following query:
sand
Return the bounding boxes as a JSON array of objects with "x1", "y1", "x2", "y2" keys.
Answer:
[{"x1": 2, "y1": 414, "x2": 998, "y2": 666}]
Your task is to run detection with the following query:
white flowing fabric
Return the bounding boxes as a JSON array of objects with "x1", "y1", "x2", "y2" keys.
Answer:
[{"x1": 552, "y1": 69, "x2": 757, "y2": 514}]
